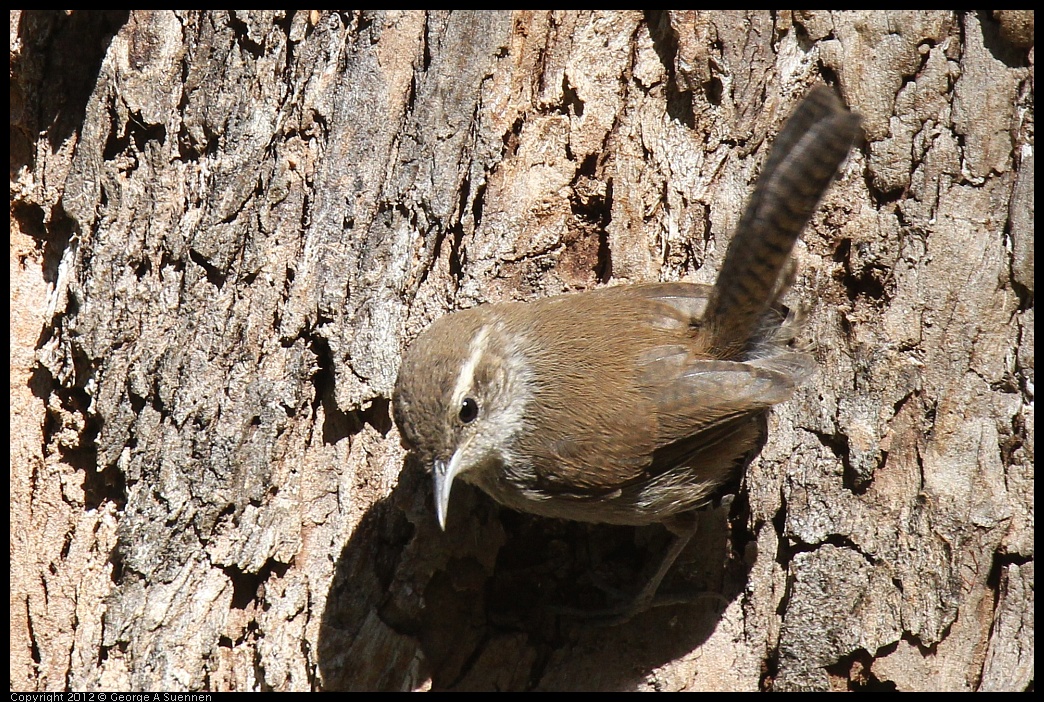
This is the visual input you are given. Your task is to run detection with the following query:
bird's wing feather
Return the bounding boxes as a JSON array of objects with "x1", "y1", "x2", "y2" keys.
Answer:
[{"x1": 638, "y1": 350, "x2": 813, "y2": 441}]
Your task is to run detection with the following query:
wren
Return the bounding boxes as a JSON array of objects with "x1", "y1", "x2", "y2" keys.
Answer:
[{"x1": 392, "y1": 85, "x2": 861, "y2": 620}]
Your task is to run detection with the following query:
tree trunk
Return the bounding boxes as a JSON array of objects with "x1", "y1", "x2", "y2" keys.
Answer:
[{"x1": 10, "y1": 10, "x2": 1033, "y2": 691}]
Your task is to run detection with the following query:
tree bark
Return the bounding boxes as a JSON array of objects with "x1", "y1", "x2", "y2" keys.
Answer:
[{"x1": 10, "y1": 10, "x2": 1033, "y2": 691}]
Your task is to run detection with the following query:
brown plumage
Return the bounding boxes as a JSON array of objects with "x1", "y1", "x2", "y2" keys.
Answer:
[{"x1": 392, "y1": 85, "x2": 861, "y2": 620}]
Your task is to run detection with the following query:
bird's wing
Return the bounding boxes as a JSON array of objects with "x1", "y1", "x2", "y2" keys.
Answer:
[{"x1": 638, "y1": 348, "x2": 813, "y2": 443}]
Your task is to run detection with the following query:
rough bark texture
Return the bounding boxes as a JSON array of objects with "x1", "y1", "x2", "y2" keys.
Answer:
[{"x1": 10, "y1": 10, "x2": 1033, "y2": 692}]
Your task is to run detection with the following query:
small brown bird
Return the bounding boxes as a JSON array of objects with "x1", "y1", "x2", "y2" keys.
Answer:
[{"x1": 393, "y1": 85, "x2": 861, "y2": 619}]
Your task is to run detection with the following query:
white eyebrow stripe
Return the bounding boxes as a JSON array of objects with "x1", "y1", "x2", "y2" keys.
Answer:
[{"x1": 451, "y1": 325, "x2": 490, "y2": 408}]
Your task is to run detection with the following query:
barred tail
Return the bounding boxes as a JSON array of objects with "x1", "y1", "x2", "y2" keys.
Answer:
[{"x1": 706, "y1": 85, "x2": 862, "y2": 357}]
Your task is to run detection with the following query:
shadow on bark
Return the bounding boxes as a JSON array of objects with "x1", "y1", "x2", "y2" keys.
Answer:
[{"x1": 318, "y1": 458, "x2": 753, "y2": 690}]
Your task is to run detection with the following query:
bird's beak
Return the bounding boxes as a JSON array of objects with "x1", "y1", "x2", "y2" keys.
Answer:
[{"x1": 433, "y1": 452, "x2": 463, "y2": 531}]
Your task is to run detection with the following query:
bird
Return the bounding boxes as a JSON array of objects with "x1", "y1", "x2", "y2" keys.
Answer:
[{"x1": 392, "y1": 84, "x2": 862, "y2": 621}]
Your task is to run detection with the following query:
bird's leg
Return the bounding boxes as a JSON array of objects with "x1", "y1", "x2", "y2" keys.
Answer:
[
  {"x1": 551, "y1": 512, "x2": 727, "y2": 626},
  {"x1": 633, "y1": 512, "x2": 700, "y2": 606}
]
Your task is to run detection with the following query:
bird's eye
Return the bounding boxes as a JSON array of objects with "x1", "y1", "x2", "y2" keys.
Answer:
[{"x1": 458, "y1": 397, "x2": 479, "y2": 424}]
